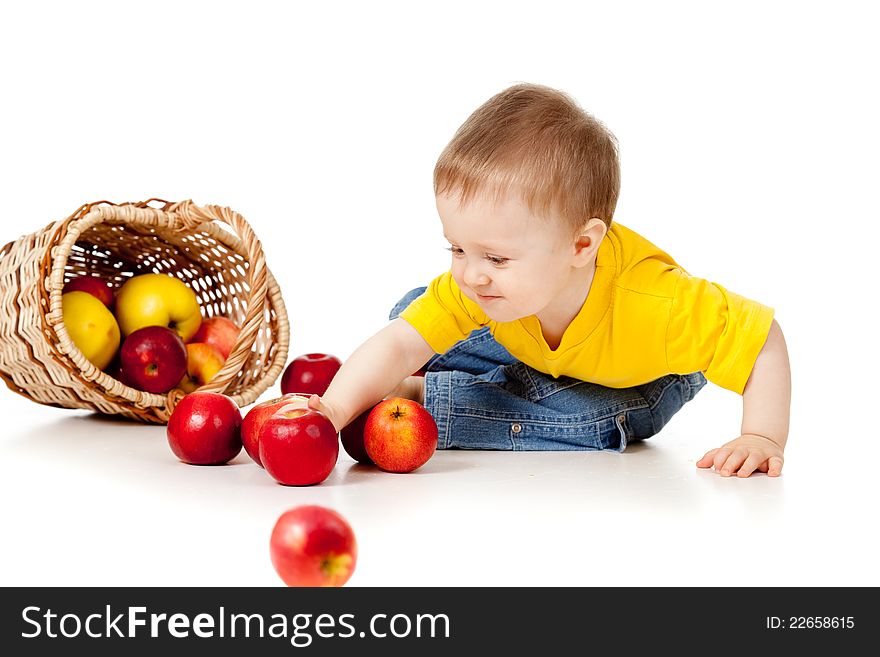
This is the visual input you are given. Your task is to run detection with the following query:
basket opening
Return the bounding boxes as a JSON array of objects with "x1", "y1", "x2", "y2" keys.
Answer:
[{"x1": 61, "y1": 221, "x2": 282, "y2": 397}]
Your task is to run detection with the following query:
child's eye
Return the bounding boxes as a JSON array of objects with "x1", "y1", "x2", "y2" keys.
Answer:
[{"x1": 446, "y1": 246, "x2": 508, "y2": 266}]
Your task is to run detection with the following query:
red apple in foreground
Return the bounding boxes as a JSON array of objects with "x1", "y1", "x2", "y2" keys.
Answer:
[
  {"x1": 120, "y1": 325, "x2": 188, "y2": 394},
  {"x1": 280, "y1": 353, "x2": 342, "y2": 396},
  {"x1": 190, "y1": 316, "x2": 240, "y2": 359},
  {"x1": 241, "y1": 393, "x2": 304, "y2": 466},
  {"x1": 365, "y1": 397, "x2": 438, "y2": 473},
  {"x1": 270, "y1": 505, "x2": 357, "y2": 587},
  {"x1": 340, "y1": 408, "x2": 375, "y2": 465},
  {"x1": 63, "y1": 275, "x2": 115, "y2": 309},
  {"x1": 259, "y1": 402, "x2": 339, "y2": 485},
  {"x1": 167, "y1": 392, "x2": 243, "y2": 465}
]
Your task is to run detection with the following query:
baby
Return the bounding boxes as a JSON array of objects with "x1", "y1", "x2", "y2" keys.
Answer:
[{"x1": 309, "y1": 83, "x2": 791, "y2": 478}]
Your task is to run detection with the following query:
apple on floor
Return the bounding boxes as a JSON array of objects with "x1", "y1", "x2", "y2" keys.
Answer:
[{"x1": 270, "y1": 506, "x2": 357, "y2": 587}]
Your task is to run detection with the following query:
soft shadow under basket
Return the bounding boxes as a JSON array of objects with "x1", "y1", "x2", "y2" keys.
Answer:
[{"x1": 0, "y1": 198, "x2": 290, "y2": 423}]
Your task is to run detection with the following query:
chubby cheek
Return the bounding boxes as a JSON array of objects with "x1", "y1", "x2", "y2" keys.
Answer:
[{"x1": 503, "y1": 277, "x2": 554, "y2": 315}]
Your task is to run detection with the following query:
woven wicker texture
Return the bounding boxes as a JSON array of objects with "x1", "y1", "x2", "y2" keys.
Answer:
[{"x1": 0, "y1": 198, "x2": 289, "y2": 423}]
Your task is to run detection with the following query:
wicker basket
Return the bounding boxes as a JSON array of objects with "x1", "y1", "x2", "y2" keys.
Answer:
[{"x1": 0, "y1": 198, "x2": 289, "y2": 423}]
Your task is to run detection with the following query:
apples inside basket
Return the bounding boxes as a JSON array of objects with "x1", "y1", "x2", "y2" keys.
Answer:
[{"x1": 0, "y1": 198, "x2": 289, "y2": 423}]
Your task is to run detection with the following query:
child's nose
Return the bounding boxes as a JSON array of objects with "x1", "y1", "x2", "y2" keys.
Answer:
[{"x1": 463, "y1": 263, "x2": 491, "y2": 289}]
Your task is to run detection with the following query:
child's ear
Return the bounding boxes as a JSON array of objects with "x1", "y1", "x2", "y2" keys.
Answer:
[{"x1": 572, "y1": 218, "x2": 607, "y2": 266}]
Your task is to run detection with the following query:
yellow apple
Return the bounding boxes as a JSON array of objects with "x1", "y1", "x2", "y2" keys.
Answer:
[
  {"x1": 115, "y1": 273, "x2": 202, "y2": 341},
  {"x1": 61, "y1": 291, "x2": 121, "y2": 370},
  {"x1": 178, "y1": 342, "x2": 226, "y2": 393}
]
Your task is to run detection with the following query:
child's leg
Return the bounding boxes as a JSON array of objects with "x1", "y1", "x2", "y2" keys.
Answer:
[{"x1": 424, "y1": 364, "x2": 706, "y2": 451}]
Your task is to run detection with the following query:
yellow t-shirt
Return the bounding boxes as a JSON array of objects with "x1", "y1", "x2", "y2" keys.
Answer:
[{"x1": 399, "y1": 222, "x2": 774, "y2": 395}]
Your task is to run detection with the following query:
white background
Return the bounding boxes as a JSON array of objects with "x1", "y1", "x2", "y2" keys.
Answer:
[{"x1": 1, "y1": 0, "x2": 878, "y2": 587}]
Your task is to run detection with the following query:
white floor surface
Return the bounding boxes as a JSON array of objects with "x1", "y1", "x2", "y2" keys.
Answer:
[{"x1": 2, "y1": 380, "x2": 876, "y2": 587}]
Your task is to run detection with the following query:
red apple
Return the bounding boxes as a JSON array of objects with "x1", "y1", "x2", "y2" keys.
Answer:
[
  {"x1": 63, "y1": 275, "x2": 114, "y2": 309},
  {"x1": 178, "y1": 342, "x2": 226, "y2": 393},
  {"x1": 364, "y1": 397, "x2": 438, "y2": 473},
  {"x1": 340, "y1": 408, "x2": 375, "y2": 465},
  {"x1": 280, "y1": 353, "x2": 342, "y2": 396},
  {"x1": 259, "y1": 402, "x2": 339, "y2": 486},
  {"x1": 190, "y1": 316, "x2": 240, "y2": 359},
  {"x1": 166, "y1": 391, "x2": 243, "y2": 465},
  {"x1": 270, "y1": 505, "x2": 357, "y2": 587},
  {"x1": 241, "y1": 393, "x2": 304, "y2": 467},
  {"x1": 120, "y1": 325, "x2": 188, "y2": 394}
]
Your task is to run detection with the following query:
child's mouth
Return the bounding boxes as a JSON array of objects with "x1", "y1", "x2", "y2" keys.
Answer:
[{"x1": 476, "y1": 293, "x2": 502, "y2": 303}]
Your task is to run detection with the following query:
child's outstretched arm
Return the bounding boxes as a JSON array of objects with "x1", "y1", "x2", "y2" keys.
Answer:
[
  {"x1": 696, "y1": 319, "x2": 791, "y2": 477},
  {"x1": 306, "y1": 318, "x2": 435, "y2": 432}
]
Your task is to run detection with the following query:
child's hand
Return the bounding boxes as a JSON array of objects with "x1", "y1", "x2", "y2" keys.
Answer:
[
  {"x1": 696, "y1": 433, "x2": 784, "y2": 477},
  {"x1": 307, "y1": 394, "x2": 343, "y2": 432}
]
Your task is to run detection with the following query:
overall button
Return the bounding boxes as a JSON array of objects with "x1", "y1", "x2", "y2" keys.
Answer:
[
  {"x1": 617, "y1": 414, "x2": 626, "y2": 423},
  {"x1": 511, "y1": 423, "x2": 523, "y2": 434}
]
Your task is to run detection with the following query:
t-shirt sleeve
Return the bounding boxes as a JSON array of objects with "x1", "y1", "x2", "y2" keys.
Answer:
[
  {"x1": 665, "y1": 270, "x2": 775, "y2": 394},
  {"x1": 398, "y1": 272, "x2": 487, "y2": 354}
]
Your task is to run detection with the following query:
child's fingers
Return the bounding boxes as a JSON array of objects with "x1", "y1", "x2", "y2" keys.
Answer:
[
  {"x1": 767, "y1": 456, "x2": 784, "y2": 477},
  {"x1": 718, "y1": 447, "x2": 750, "y2": 476},
  {"x1": 711, "y1": 448, "x2": 733, "y2": 472},
  {"x1": 696, "y1": 448, "x2": 719, "y2": 468},
  {"x1": 736, "y1": 452, "x2": 766, "y2": 478},
  {"x1": 699, "y1": 444, "x2": 784, "y2": 477},
  {"x1": 307, "y1": 394, "x2": 342, "y2": 431}
]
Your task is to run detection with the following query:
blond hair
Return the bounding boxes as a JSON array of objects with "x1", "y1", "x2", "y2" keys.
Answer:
[{"x1": 434, "y1": 83, "x2": 620, "y2": 235}]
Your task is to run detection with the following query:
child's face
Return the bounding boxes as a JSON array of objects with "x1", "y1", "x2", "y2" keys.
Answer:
[{"x1": 436, "y1": 191, "x2": 583, "y2": 323}]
